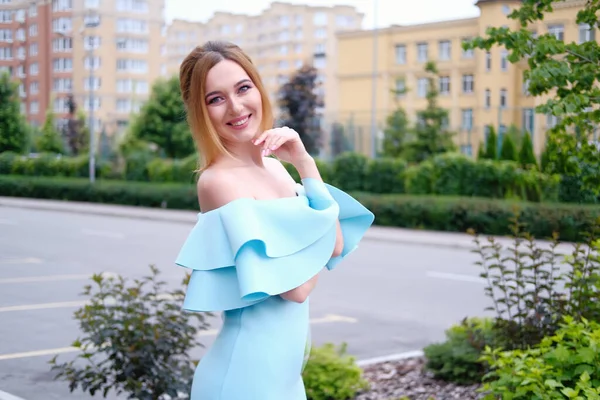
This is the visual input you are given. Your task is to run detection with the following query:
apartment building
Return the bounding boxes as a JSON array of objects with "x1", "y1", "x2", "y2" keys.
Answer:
[
  {"x1": 166, "y1": 2, "x2": 364, "y2": 125},
  {"x1": 0, "y1": 0, "x2": 166, "y2": 136},
  {"x1": 336, "y1": 0, "x2": 597, "y2": 157}
]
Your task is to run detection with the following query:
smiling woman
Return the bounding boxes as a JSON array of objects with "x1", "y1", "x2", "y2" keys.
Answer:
[{"x1": 176, "y1": 41, "x2": 374, "y2": 400}]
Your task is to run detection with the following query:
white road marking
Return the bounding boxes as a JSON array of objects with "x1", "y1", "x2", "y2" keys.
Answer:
[
  {"x1": 0, "y1": 389, "x2": 28, "y2": 400},
  {"x1": 426, "y1": 271, "x2": 486, "y2": 284},
  {"x1": 81, "y1": 228, "x2": 124, "y2": 239},
  {"x1": 0, "y1": 257, "x2": 42, "y2": 265},
  {"x1": 0, "y1": 272, "x2": 119, "y2": 285},
  {"x1": 0, "y1": 314, "x2": 359, "y2": 361},
  {"x1": 0, "y1": 301, "x2": 88, "y2": 313}
]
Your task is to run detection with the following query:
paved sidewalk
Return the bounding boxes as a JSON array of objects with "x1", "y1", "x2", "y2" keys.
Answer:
[{"x1": 0, "y1": 196, "x2": 576, "y2": 252}]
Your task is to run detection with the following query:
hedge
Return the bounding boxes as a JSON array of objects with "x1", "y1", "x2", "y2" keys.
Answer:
[
  {"x1": 0, "y1": 151, "x2": 562, "y2": 203},
  {"x1": 1, "y1": 175, "x2": 598, "y2": 242}
]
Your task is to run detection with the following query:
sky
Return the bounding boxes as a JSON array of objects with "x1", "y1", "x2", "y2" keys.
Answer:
[{"x1": 164, "y1": 0, "x2": 481, "y2": 29}]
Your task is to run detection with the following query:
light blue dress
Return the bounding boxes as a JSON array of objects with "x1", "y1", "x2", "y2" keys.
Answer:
[{"x1": 175, "y1": 178, "x2": 374, "y2": 400}]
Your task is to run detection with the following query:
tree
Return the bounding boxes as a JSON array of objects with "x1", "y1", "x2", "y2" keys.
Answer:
[
  {"x1": 0, "y1": 71, "x2": 29, "y2": 153},
  {"x1": 519, "y1": 132, "x2": 537, "y2": 168},
  {"x1": 404, "y1": 62, "x2": 456, "y2": 163},
  {"x1": 330, "y1": 122, "x2": 351, "y2": 158},
  {"x1": 128, "y1": 76, "x2": 195, "y2": 159},
  {"x1": 483, "y1": 126, "x2": 498, "y2": 160},
  {"x1": 64, "y1": 95, "x2": 89, "y2": 156},
  {"x1": 499, "y1": 133, "x2": 518, "y2": 161},
  {"x1": 464, "y1": 0, "x2": 600, "y2": 192},
  {"x1": 381, "y1": 108, "x2": 410, "y2": 158},
  {"x1": 278, "y1": 65, "x2": 322, "y2": 155},
  {"x1": 37, "y1": 108, "x2": 65, "y2": 153}
]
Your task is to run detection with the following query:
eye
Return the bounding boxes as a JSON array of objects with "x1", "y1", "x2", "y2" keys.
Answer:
[
  {"x1": 207, "y1": 96, "x2": 222, "y2": 104},
  {"x1": 239, "y1": 84, "x2": 252, "y2": 93}
]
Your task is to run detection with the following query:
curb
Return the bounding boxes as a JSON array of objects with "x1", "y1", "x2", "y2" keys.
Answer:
[
  {"x1": 356, "y1": 350, "x2": 424, "y2": 367},
  {"x1": 0, "y1": 390, "x2": 26, "y2": 400}
]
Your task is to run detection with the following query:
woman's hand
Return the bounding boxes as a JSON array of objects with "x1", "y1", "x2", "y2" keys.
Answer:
[{"x1": 253, "y1": 127, "x2": 312, "y2": 166}]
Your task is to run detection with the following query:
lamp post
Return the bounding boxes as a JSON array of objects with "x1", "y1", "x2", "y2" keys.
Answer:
[
  {"x1": 83, "y1": 12, "x2": 100, "y2": 183},
  {"x1": 370, "y1": 0, "x2": 378, "y2": 158}
]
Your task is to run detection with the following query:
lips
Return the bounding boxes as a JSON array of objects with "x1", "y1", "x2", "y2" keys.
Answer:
[{"x1": 227, "y1": 114, "x2": 251, "y2": 126}]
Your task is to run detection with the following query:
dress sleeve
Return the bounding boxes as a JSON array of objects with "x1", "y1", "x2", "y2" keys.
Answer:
[{"x1": 175, "y1": 178, "x2": 374, "y2": 312}]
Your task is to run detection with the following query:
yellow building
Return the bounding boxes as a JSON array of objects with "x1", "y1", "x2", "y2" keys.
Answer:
[
  {"x1": 336, "y1": 0, "x2": 596, "y2": 157},
  {"x1": 165, "y1": 2, "x2": 364, "y2": 124}
]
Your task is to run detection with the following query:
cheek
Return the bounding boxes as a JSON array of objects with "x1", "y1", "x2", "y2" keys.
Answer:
[{"x1": 206, "y1": 105, "x2": 223, "y2": 125}]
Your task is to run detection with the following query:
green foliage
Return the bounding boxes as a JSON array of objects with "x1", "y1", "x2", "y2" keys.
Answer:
[
  {"x1": 330, "y1": 122, "x2": 352, "y2": 158},
  {"x1": 331, "y1": 152, "x2": 369, "y2": 191},
  {"x1": 464, "y1": 0, "x2": 600, "y2": 195},
  {"x1": 403, "y1": 62, "x2": 456, "y2": 162},
  {"x1": 424, "y1": 317, "x2": 498, "y2": 384},
  {"x1": 3, "y1": 174, "x2": 600, "y2": 242},
  {"x1": 499, "y1": 134, "x2": 518, "y2": 162},
  {"x1": 302, "y1": 343, "x2": 369, "y2": 400},
  {"x1": 363, "y1": 158, "x2": 406, "y2": 194},
  {"x1": 519, "y1": 132, "x2": 537, "y2": 169},
  {"x1": 278, "y1": 65, "x2": 322, "y2": 155},
  {"x1": 128, "y1": 76, "x2": 195, "y2": 159},
  {"x1": 480, "y1": 316, "x2": 600, "y2": 399},
  {"x1": 37, "y1": 108, "x2": 65, "y2": 154},
  {"x1": 471, "y1": 215, "x2": 600, "y2": 351},
  {"x1": 0, "y1": 71, "x2": 29, "y2": 154},
  {"x1": 483, "y1": 126, "x2": 498, "y2": 160},
  {"x1": 381, "y1": 107, "x2": 410, "y2": 158},
  {"x1": 49, "y1": 265, "x2": 212, "y2": 400},
  {"x1": 403, "y1": 153, "x2": 560, "y2": 202}
]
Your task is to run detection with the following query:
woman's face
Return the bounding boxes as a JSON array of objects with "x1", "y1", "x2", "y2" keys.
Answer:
[{"x1": 204, "y1": 59, "x2": 263, "y2": 144}]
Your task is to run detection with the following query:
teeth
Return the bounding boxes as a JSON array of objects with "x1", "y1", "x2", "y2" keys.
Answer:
[{"x1": 232, "y1": 116, "x2": 248, "y2": 126}]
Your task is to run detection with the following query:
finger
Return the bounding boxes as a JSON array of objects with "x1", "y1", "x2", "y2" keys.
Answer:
[
  {"x1": 254, "y1": 130, "x2": 271, "y2": 145},
  {"x1": 270, "y1": 135, "x2": 286, "y2": 150},
  {"x1": 265, "y1": 133, "x2": 281, "y2": 151}
]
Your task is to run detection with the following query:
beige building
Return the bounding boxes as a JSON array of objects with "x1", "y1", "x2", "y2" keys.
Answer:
[
  {"x1": 336, "y1": 0, "x2": 596, "y2": 157},
  {"x1": 0, "y1": 0, "x2": 166, "y2": 137},
  {"x1": 166, "y1": 2, "x2": 364, "y2": 131}
]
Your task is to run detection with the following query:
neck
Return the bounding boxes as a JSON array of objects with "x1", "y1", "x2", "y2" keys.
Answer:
[{"x1": 217, "y1": 139, "x2": 264, "y2": 168}]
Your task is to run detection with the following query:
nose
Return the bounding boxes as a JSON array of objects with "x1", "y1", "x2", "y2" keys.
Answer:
[{"x1": 229, "y1": 97, "x2": 243, "y2": 114}]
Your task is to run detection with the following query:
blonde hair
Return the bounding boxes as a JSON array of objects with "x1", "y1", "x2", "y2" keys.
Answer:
[{"x1": 179, "y1": 41, "x2": 274, "y2": 171}]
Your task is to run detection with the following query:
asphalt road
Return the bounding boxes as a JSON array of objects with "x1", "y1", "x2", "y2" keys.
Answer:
[{"x1": 0, "y1": 205, "x2": 492, "y2": 400}]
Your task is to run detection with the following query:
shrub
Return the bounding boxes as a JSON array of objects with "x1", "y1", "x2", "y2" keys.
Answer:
[
  {"x1": 49, "y1": 265, "x2": 212, "y2": 400},
  {"x1": 330, "y1": 152, "x2": 369, "y2": 191},
  {"x1": 423, "y1": 317, "x2": 498, "y2": 384},
  {"x1": 480, "y1": 316, "x2": 600, "y2": 399},
  {"x1": 363, "y1": 157, "x2": 407, "y2": 194},
  {"x1": 471, "y1": 215, "x2": 600, "y2": 351},
  {"x1": 302, "y1": 343, "x2": 369, "y2": 400}
]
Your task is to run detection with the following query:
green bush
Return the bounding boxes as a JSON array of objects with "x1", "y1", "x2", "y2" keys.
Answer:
[
  {"x1": 423, "y1": 317, "x2": 497, "y2": 385},
  {"x1": 480, "y1": 316, "x2": 600, "y2": 399},
  {"x1": 302, "y1": 343, "x2": 369, "y2": 400},
  {"x1": 49, "y1": 266, "x2": 212, "y2": 399},
  {"x1": 331, "y1": 152, "x2": 369, "y2": 191},
  {"x1": 1, "y1": 175, "x2": 600, "y2": 242},
  {"x1": 363, "y1": 157, "x2": 406, "y2": 194}
]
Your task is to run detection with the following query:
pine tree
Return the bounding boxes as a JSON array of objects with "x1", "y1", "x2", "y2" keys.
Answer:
[
  {"x1": 37, "y1": 108, "x2": 65, "y2": 153},
  {"x1": 484, "y1": 126, "x2": 498, "y2": 160},
  {"x1": 381, "y1": 108, "x2": 410, "y2": 158},
  {"x1": 519, "y1": 131, "x2": 537, "y2": 169},
  {"x1": 499, "y1": 133, "x2": 518, "y2": 161},
  {"x1": 0, "y1": 71, "x2": 29, "y2": 153}
]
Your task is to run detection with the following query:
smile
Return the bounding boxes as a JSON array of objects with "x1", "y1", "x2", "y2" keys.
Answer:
[{"x1": 227, "y1": 114, "x2": 251, "y2": 127}]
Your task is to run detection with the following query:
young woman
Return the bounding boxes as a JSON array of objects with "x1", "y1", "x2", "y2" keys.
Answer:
[{"x1": 175, "y1": 41, "x2": 374, "y2": 400}]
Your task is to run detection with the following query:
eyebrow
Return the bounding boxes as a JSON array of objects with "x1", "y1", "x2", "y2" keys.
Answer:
[{"x1": 205, "y1": 79, "x2": 252, "y2": 99}]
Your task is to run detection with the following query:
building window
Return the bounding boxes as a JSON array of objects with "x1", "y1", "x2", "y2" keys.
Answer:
[
  {"x1": 313, "y1": 12, "x2": 327, "y2": 25},
  {"x1": 579, "y1": 23, "x2": 595, "y2": 43},
  {"x1": 438, "y1": 40, "x2": 451, "y2": 61},
  {"x1": 395, "y1": 44, "x2": 406, "y2": 64},
  {"x1": 502, "y1": 4, "x2": 511, "y2": 15},
  {"x1": 395, "y1": 79, "x2": 405, "y2": 98},
  {"x1": 417, "y1": 42, "x2": 428, "y2": 62},
  {"x1": 439, "y1": 76, "x2": 450, "y2": 94},
  {"x1": 116, "y1": 0, "x2": 148, "y2": 13},
  {"x1": 548, "y1": 24, "x2": 564, "y2": 41},
  {"x1": 462, "y1": 74, "x2": 474, "y2": 93},
  {"x1": 500, "y1": 88, "x2": 507, "y2": 108},
  {"x1": 485, "y1": 88, "x2": 491, "y2": 108},
  {"x1": 522, "y1": 108, "x2": 535, "y2": 136},
  {"x1": 485, "y1": 51, "x2": 491, "y2": 71},
  {"x1": 500, "y1": 49, "x2": 508, "y2": 71},
  {"x1": 523, "y1": 78, "x2": 530, "y2": 95},
  {"x1": 417, "y1": 78, "x2": 428, "y2": 97},
  {"x1": 30, "y1": 101, "x2": 39, "y2": 114},
  {"x1": 30, "y1": 42, "x2": 39, "y2": 55},
  {"x1": 461, "y1": 109, "x2": 473, "y2": 131},
  {"x1": 0, "y1": 47, "x2": 12, "y2": 60}
]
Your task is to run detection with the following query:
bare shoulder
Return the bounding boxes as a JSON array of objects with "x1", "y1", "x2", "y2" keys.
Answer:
[
  {"x1": 263, "y1": 157, "x2": 296, "y2": 186},
  {"x1": 196, "y1": 167, "x2": 249, "y2": 213}
]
